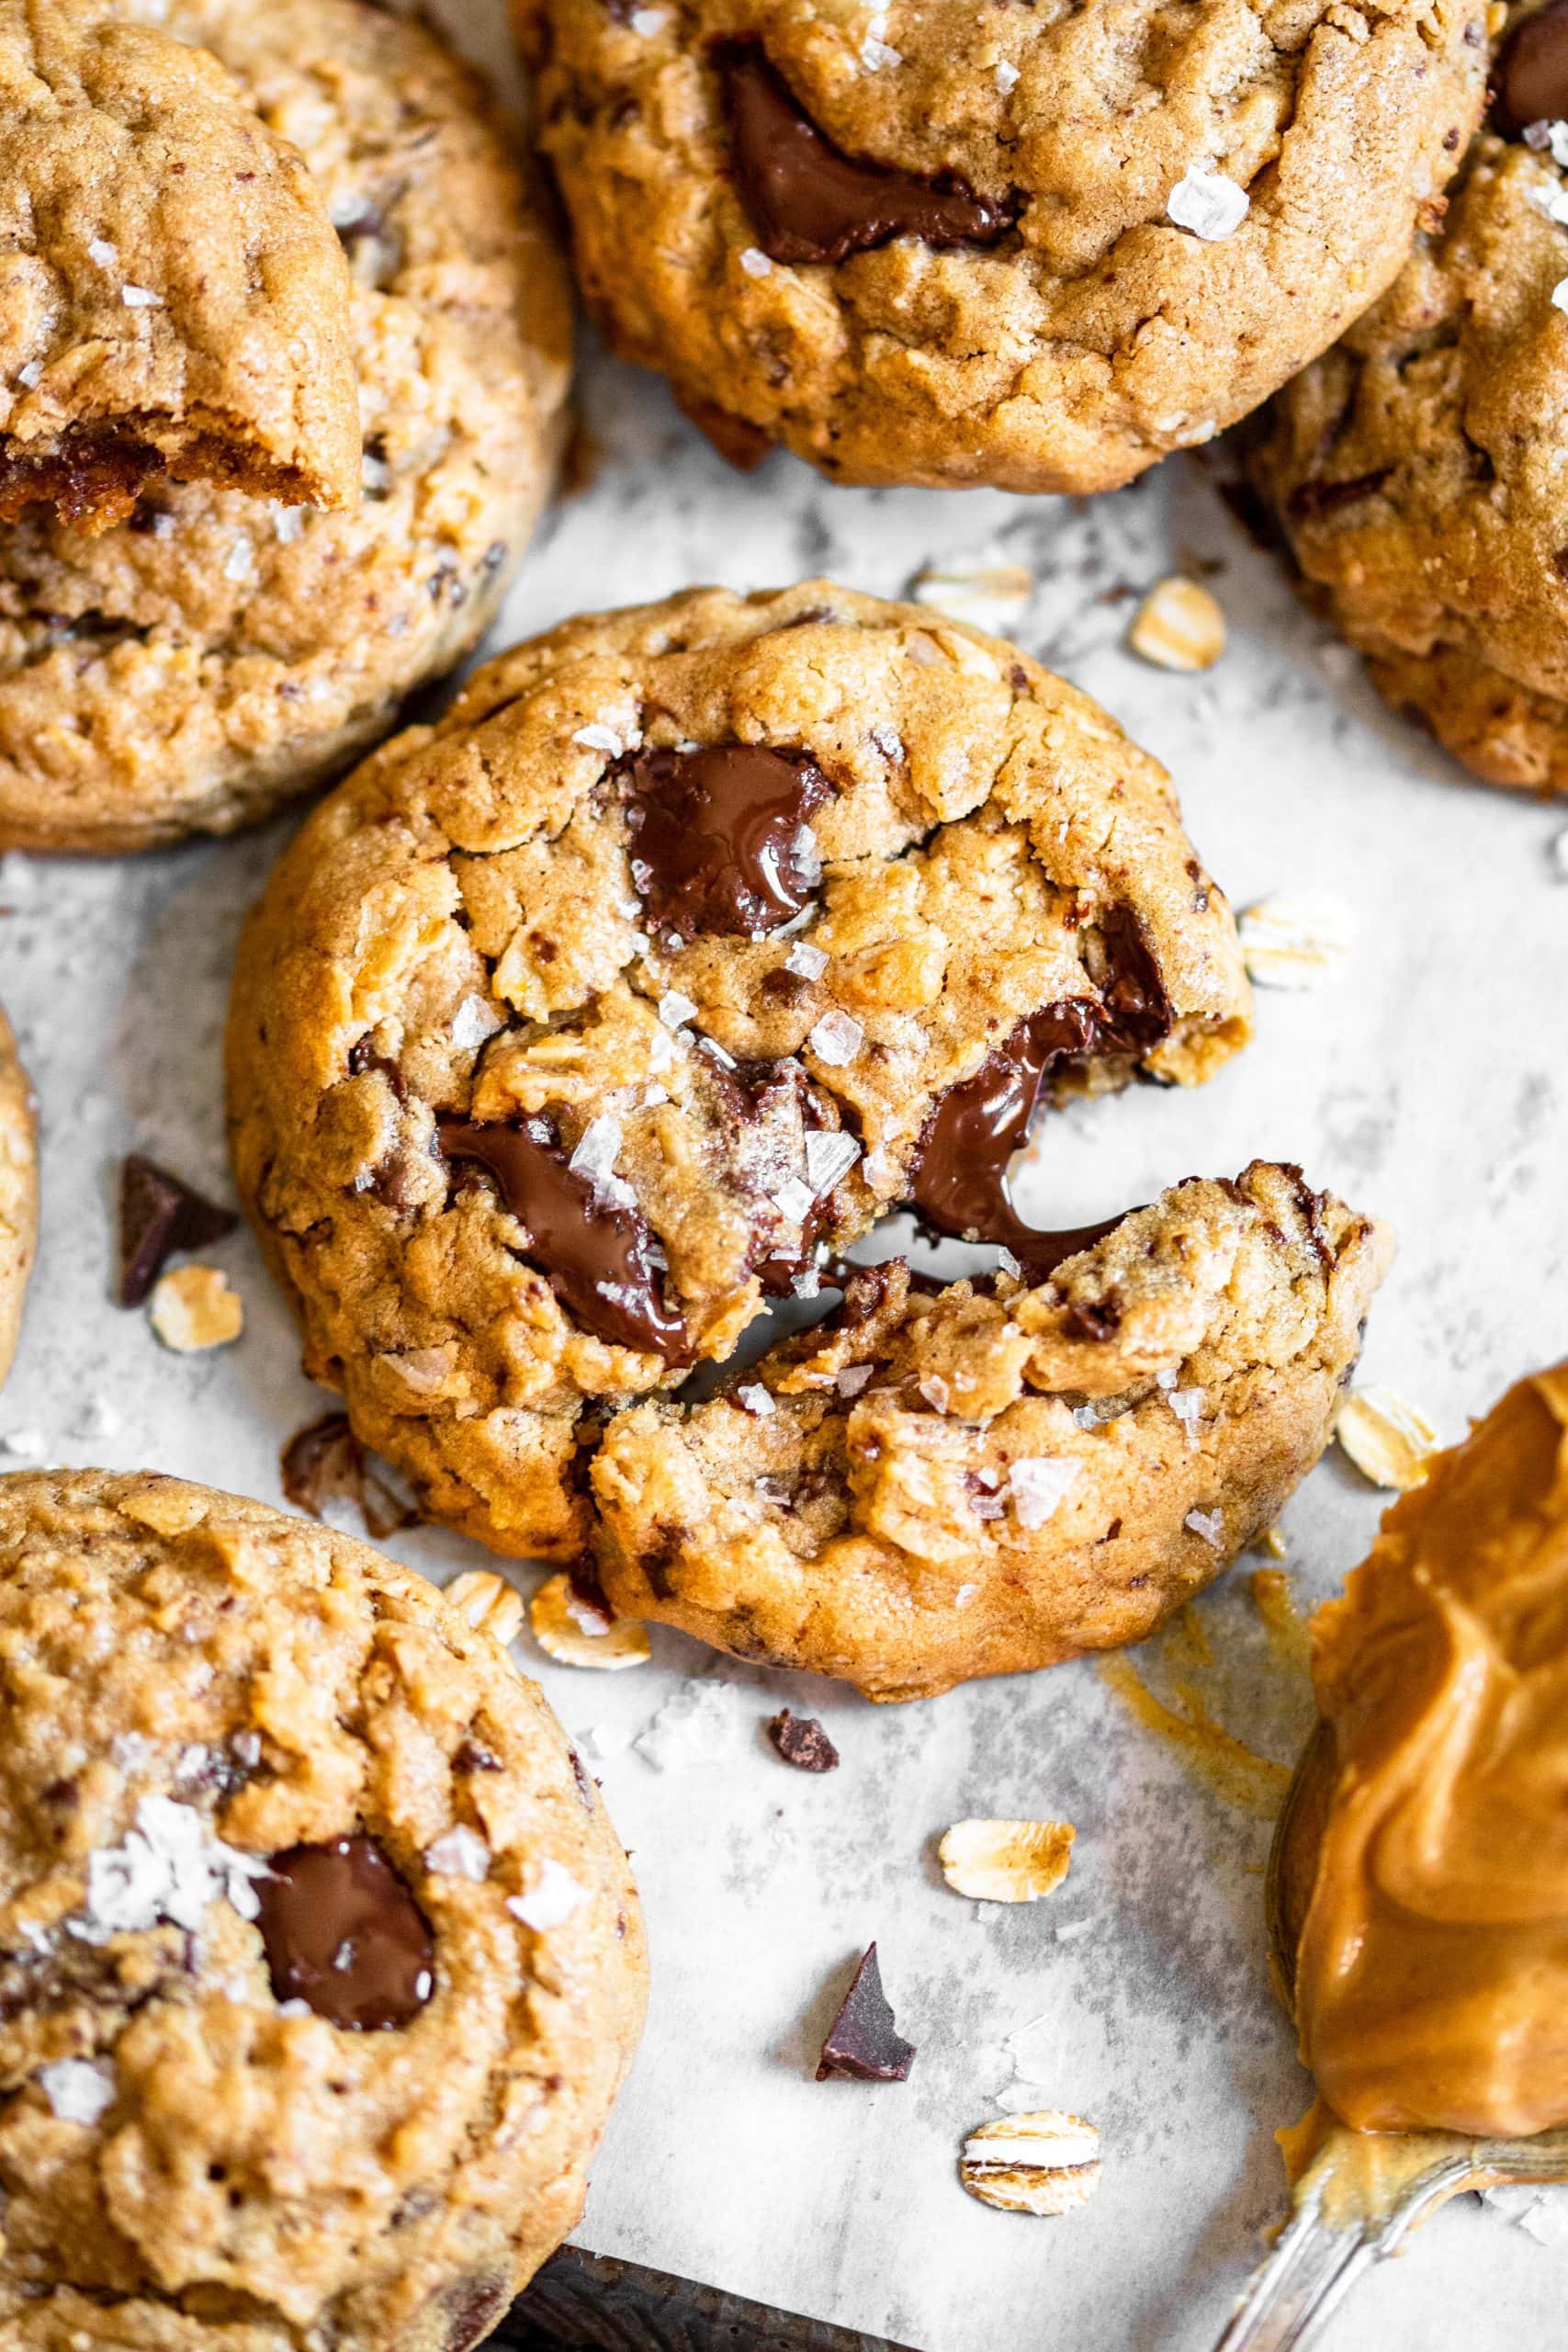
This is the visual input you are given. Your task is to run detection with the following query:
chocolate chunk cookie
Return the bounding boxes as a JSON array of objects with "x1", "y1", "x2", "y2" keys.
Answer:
[
  {"x1": 0, "y1": 0, "x2": 358, "y2": 526},
  {"x1": 530, "y1": 0, "x2": 1483, "y2": 491},
  {"x1": 0, "y1": 1469, "x2": 647, "y2": 2350},
  {"x1": 593, "y1": 1165, "x2": 1391, "y2": 1701},
  {"x1": 227, "y1": 580, "x2": 1253, "y2": 1566},
  {"x1": 0, "y1": 0, "x2": 571, "y2": 852},
  {"x1": 0, "y1": 1001, "x2": 35, "y2": 1389},
  {"x1": 1253, "y1": 18, "x2": 1568, "y2": 797}
]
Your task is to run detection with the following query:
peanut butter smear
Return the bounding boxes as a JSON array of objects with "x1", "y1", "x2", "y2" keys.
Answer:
[{"x1": 1296, "y1": 1363, "x2": 1568, "y2": 2137}]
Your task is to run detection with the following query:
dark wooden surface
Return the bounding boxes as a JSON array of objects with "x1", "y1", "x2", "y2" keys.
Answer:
[{"x1": 500, "y1": 2248, "x2": 919, "y2": 2352}]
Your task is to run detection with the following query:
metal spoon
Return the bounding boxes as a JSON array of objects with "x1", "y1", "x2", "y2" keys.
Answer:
[{"x1": 1213, "y1": 1725, "x2": 1568, "y2": 2351}]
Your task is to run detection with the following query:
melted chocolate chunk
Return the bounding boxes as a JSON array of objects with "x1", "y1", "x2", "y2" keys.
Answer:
[
  {"x1": 438, "y1": 1115, "x2": 688, "y2": 1363},
  {"x1": 280, "y1": 1412, "x2": 418, "y2": 1542},
  {"x1": 118, "y1": 1153, "x2": 239, "y2": 1307},
  {"x1": 255, "y1": 1836, "x2": 434, "y2": 2030},
  {"x1": 1493, "y1": 0, "x2": 1568, "y2": 134},
  {"x1": 768, "y1": 1710, "x2": 840, "y2": 1771},
  {"x1": 723, "y1": 43, "x2": 1013, "y2": 266},
  {"x1": 908, "y1": 908, "x2": 1169, "y2": 1268},
  {"x1": 816, "y1": 1943, "x2": 915, "y2": 2081},
  {"x1": 622, "y1": 744, "x2": 833, "y2": 937}
]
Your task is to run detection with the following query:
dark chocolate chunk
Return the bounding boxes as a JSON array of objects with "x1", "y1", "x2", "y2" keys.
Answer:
[
  {"x1": 254, "y1": 1835, "x2": 434, "y2": 2030},
  {"x1": 1493, "y1": 0, "x2": 1568, "y2": 134},
  {"x1": 1285, "y1": 468, "x2": 1392, "y2": 523},
  {"x1": 723, "y1": 43, "x2": 1013, "y2": 266},
  {"x1": 622, "y1": 744, "x2": 834, "y2": 938},
  {"x1": 816, "y1": 1942, "x2": 915, "y2": 2081},
  {"x1": 281, "y1": 1412, "x2": 419, "y2": 1541},
  {"x1": 768, "y1": 1710, "x2": 840, "y2": 1772},
  {"x1": 118, "y1": 1153, "x2": 238, "y2": 1307},
  {"x1": 908, "y1": 906, "x2": 1168, "y2": 1271},
  {"x1": 438, "y1": 1114, "x2": 688, "y2": 1363}
]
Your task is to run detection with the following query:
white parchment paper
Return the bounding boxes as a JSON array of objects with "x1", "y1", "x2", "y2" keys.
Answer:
[{"x1": 4, "y1": 9, "x2": 1567, "y2": 2342}]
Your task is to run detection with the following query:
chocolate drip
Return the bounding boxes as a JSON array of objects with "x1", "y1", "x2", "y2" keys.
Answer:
[
  {"x1": 438, "y1": 1114, "x2": 688, "y2": 1362},
  {"x1": 255, "y1": 1836, "x2": 434, "y2": 2031},
  {"x1": 1493, "y1": 0, "x2": 1568, "y2": 135},
  {"x1": 623, "y1": 744, "x2": 833, "y2": 937},
  {"x1": 722, "y1": 43, "x2": 1013, "y2": 266},
  {"x1": 908, "y1": 908, "x2": 1169, "y2": 1272}
]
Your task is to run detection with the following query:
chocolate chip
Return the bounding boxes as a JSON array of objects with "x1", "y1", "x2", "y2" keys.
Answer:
[
  {"x1": 620, "y1": 744, "x2": 835, "y2": 938},
  {"x1": 118, "y1": 1153, "x2": 239, "y2": 1307},
  {"x1": 1285, "y1": 468, "x2": 1392, "y2": 522},
  {"x1": 439, "y1": 2271, "x2": 513, "y2": 2352},
  {"x1": 1493, "y1": 0, "x2": 1568, "y2": 133},
  {"x1": 438, "y1": 1115, "x2": 689, "y2": 1363},
  {"x1": 254, "y1": 1836, "x2": 434, "y2": 2030},
  {"x1": 280, "y1": 1412, "x2": 419, "y2": 1541},
  {"x1": 908, "y1": 906, "x2": 1168, "y2": 1270},
  {"x1": 768, "y1": 1710, "x2": 840, "y2": 1771},
  {"x1": 816, "y1": 1943, "x2": 915, "y2": 2081},
  {"x1": 1061, "y1": 1295, "x2": 1122, "y2": 1342},
  {"x1": 722, "y1": 42, "x2": 1013, "y2": 266}
]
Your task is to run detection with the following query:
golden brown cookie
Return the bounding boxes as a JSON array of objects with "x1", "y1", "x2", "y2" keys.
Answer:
[
  {"x1": 227, "y1": 579, "x2": 1253, "y2": 1568},
  {"x1": 529, "y1": 0, "x2": 1484, "y2": 492},
  {"x1": 0, "y1": 1000, "x2": 36, "y2": 1389},
  {"x1": 0, "y1": 0, "x2": 572, "y2": 852},
  {"x1": 0, "y1": 0, "x2": 359, "y2": 527},
  {"x1": 1253, "y1": 17, "x2": 1568, "y2": 797},
  {"x1": 0, "y1": 1468, "x2": 647, "y2": 2351},
  {"x1": 593, "y1": 1164, "x2": 1392, "y2": 1702}
]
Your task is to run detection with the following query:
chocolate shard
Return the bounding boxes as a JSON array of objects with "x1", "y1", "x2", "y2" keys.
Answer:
[
  {"x1": 723, "y1": 42, "x2": 1013, "y2": 267},
  {"x1": 816, "y1": 1942, "x2": 916, "y2": 2081},
  {"x1": 1492, "y1": 0, "x2": 1568, "y2": 136},
  {"x1": 118, "y1": 1153, "x2": 238, "y2": 1307},
  {"x1": 768, "y1": 1709, "x2": 840, "y2": 1772},
  {"x1": 281, "y1": 1411, "x2": 419, "y2": 1542},
  {"x1": 254, "y1": 1835, "x2": 435, "y2": 2030}
]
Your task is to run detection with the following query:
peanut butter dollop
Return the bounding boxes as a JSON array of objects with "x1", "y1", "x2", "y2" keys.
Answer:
[{"x1": 1297, "y1": 1363, "x2": 1568, "y2": 2137}]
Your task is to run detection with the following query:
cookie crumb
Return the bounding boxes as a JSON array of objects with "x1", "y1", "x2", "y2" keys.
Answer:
[
  {"x1": 816, "y1": 1943, "x2": 915, "y2": 2080},
  {"x1": 767, "y1": 1709, "x2": 840, "y2": 1771},
  {"x1": 149, "y1": 1264, "x2": 243, "y2": 1352}
]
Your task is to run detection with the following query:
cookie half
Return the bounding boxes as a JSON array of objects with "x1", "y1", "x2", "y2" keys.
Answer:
[
  {"x1": 1253, "y1": 27, "x2": 1568, "y2": 798},
  {"x1": 0, "y1": 0, "x2": 572, "y2": 851},
  {"x1": 228, "y1": 580, "x2": 1253, "y2": 1566},
  {"x1": 0, "y1": 1001, "x2": 36, "y2": 1390},
  {"x1": 0, "y1": 0, "x2": 359, "y2": 525},
  {"x1": 530, "y1": 0, "x2": 1483, "y2": 491},
  {"x1": 592, "y1": 1164, "x2": 1393, "y2": 1701},
  {"x1": 0, "y1": 1469, "x2": 647, "y2": 2351}
]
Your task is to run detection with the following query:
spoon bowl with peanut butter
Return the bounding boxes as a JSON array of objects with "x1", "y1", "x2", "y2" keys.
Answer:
[{"x1": 1216, "y1": 1363, "x2": 1568, "y2": 2350}]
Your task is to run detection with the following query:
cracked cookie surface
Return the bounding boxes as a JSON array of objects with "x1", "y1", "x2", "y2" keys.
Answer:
[
  {"x1": 0, "y1": 0, "x2": 571, "y2": 852},
  {"x1": 530, "y1": 0, "x2": 1484, "y2": 492},
  {"x1": 592, "y1": 1164, "x2": 1393, "y2": 1701},
  {"x1": 0, "y1": 1000, "x2": 35, "y2": 1389},
  {"x1": 0, "y1": 1468, "x2": 647, "y2": 2352},
  {"x1": 1255, "y1": 114, "x2": 1568, "y2": 796},
  {"x1": 0, "y1": 0, "x2": 358, "y2": 526},
  {"x1": 227, "y1": 579, "x2": 1252, "y2": 1566}
]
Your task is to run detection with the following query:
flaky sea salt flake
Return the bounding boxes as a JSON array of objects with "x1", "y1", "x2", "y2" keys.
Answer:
[
  {"x1": 808, "y1": 1010, "x2": 863, "y2": 1066},
  {"x1": 424, "y1": 1826, "x2": 491, "y2": 1882},
  {"x1": 38, "y1": 2058, "x2": 117, "y2": 2126},
  {"x1": 785, "y1": 940, "x2": 829, "y2": 980},
  {"x1": 1168, "y1": 165, "x2": 1249, "y2": 241},
  {"x1": 508, "y1": 1858, "x2": 588, "y2": 1930},
  {"x1": 1010, "y1": 1457, "x2": 1078, "y2": 1530}
]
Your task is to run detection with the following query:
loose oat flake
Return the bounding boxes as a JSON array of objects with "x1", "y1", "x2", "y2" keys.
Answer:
[
  {"x1": 939, "y1": 1818, "x2": 1075, "y2": 1903},
  {"x1": 960, "y1": 2111, "x2": 1102, "y2": 2215},
  {"x1": 529, "y1": 1570, "x2": 651, "y2": 1669},
  {"x1": 909, "y1": 560, "x2": 1033, "y2": 633},
  {"x1": 1336, "y1": 1385, "x2": 1440, "y2": 1491},
  {"x1": 1238, "y1": 893, "x2": 1354, "y2": 989},
  {"x1": 1128, "y1": 576, "x2": 1226, "y2": 673},
  {"x1": 446, "y1": 1568, "x2": 525, "y2": 1651}
]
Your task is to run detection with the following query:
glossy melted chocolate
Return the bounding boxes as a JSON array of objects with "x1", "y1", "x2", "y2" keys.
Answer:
[
  {"x1": 623, "y1": 744, "x2": 833, "y2": 937},
  {"x1": 255, "y1": 1835, "x2": 434, "y2": 2030},
  {"x1": 1492, "y1": 0, "x2": 1568, "y2": 135},
  {"x1": 438, "y1": 1114, "x2": 688, "y2": 1362},
  {"x1": 722, "y1": 43, "x2": 1013, "y2": 266},
  {"x1": 908, "y1": 908, "x2": 1169, "y2": 1271}
]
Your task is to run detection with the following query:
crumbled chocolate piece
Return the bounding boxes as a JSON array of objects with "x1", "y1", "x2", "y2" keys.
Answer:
[
  {"x1": 723, "y1": 43, "x2": 1013, "y2": 266},
  {"x1": 621, "y1": 743, "x2": 835, "y2": 938},
  {"x1": 817, "y1": 1943, "x2": 915, "y2": 2080},
  {"x1": 254, "y1": 1836, "x2": 435, "y2": 2030},
  {"x1": 118, "y1": 1153, "x2": 238, "y2": 1307},
  {"x1": 280, "y1": 1412, "x2": 418, "y2": 1541},
  {"x1": 767, "y1": 1709, "x2": 840, "y2": 1772}
]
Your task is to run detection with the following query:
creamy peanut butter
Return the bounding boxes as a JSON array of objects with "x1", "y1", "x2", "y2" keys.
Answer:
[{"x1": 1295, "y1": 1363, "x2": 1568, "y2": 2136}]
